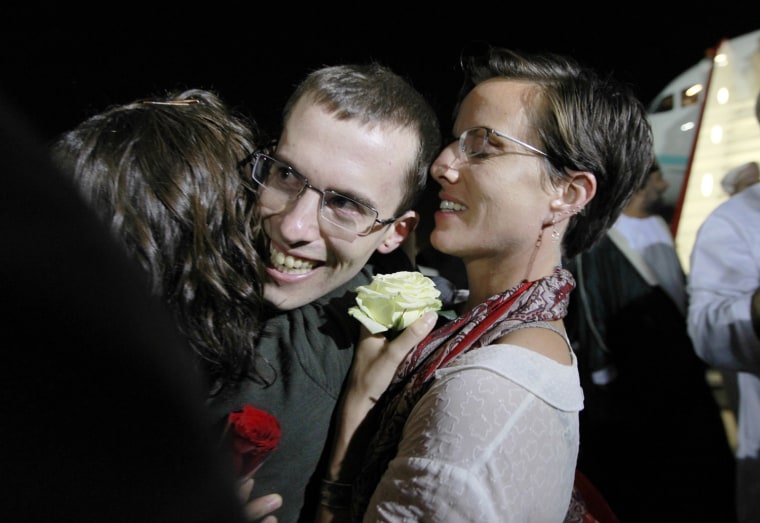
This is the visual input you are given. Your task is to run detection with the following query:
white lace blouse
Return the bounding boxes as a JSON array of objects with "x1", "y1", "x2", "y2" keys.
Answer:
[{"x1": 364, "y1": 343, "x2": 583, "y2": 522}]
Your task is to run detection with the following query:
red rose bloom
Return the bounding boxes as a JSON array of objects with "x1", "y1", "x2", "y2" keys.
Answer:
[{"x1": 226, "y1": 405, "x2": 282, "y2": 478}]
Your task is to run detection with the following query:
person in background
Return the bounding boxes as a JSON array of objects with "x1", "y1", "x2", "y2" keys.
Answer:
[
  {"x1": 722, "y1": 161, "x2": 760, "y2": 196},
  {"x1": 687, "y1": 101, "x2": 760, "y2": 523},
  {"x1": 317, "y1": 45, "x2": 654, "y2": 522},
  {"x1": 209, "y1": 63, "x2": 442, "y2": 523},
  {"x1": 565, "y1": 160, "x2": 737, "y2": 522},
  {"x1": 0, "y1": 88, "x2": 253, "y2": 522},
  {"x1": 716, "y1": 160, "x2": 759, "y2": 418},
  {"x1": 49, "y1": 88, "x2": 282, "y2": 521}
]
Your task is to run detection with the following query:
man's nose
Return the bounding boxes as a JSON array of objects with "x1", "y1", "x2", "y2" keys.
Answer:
[{"x1": 276, "y1": 189, "x2": 323, "y2": 243}]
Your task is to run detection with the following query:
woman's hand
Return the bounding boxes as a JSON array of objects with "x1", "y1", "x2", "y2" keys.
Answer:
[
  {"x1": 314, "y1": 312, "x2": 437, "y2": 522},
  {"x1": 348, "y1": 310, "x2": 438, "y2": 406},
  {"x1": 328, "y1": 311, "x2": 437, "y2": 480},
  {"x1": 239, "y1": 476, "x2": 282, "y2": 523}
]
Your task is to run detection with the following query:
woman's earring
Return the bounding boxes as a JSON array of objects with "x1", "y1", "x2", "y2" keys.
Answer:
[{"x1": 551, "y1": 215, "x2": 560, "y2": 242}]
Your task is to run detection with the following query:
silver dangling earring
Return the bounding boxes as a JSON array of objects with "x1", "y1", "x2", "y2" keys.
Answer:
[
  {"x1": 523, "y1": 226, "x2": 544, "y2": 282},
  {"x1": 551, "y1": 215, "x2": 561, "y2": 242}
]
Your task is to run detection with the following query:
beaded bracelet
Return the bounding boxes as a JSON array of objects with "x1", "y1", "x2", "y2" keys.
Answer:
[{"x1": 319, "y1": 479, "x2": 352, "y2": 510}]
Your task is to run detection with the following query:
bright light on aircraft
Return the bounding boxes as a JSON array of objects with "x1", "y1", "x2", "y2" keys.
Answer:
[
  {"x1": 710, "y1": 125, "x2": 723, "y2": 144},
  {"x1": 700, "y1": 173, "x2": 715, "y2": 197},
  {"x1": 685, "y1": 84, "x2": 703, "y2": 97}
]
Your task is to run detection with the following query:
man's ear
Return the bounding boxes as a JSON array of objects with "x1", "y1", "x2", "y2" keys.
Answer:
[{"x1": 376, "y1": 210, "x2": 418, "y2": 254}]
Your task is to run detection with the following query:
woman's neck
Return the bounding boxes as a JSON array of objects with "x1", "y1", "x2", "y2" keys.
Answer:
[{"x1": 464, "y1": 247, "x2": 561, "y2": 310}]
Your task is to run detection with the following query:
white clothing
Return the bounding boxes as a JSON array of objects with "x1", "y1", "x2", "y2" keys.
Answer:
[
  {"x1": 687, "y1": 182, "x2": 760, "y2": 522},
  {"x1": 614, "y1": 213, "x2": 687, "y2": 314},
  {"x1": 687, "y1": 183, "x2": 760, "y2": 374},
  {"x1": 364, "y1": 343, "x2": 583, "y2": 523}
]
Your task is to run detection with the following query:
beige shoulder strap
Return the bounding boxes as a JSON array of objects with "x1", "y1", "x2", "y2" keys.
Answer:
[{"x1": 509, "y1": 320, "x2": 573, "y2": 351}]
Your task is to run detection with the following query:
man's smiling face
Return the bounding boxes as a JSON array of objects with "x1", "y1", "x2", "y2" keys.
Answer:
[{"x1": 260, "y1": 99, "x2": 417, "y2": 310}]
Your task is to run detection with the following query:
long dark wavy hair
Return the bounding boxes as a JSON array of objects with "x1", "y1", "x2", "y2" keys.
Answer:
[{"x1": 51, "y1": 88, "x2": 267, "y2": 395}]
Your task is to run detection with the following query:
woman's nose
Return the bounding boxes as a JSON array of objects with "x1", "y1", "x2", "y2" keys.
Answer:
[{"x1": 430, "y1": 143, "x2": 461, "y2": 183}]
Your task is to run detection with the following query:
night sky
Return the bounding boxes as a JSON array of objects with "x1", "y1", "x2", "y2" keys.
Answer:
[{"x1": 3, "y1": 10, "x2": 758, "y2": 143}]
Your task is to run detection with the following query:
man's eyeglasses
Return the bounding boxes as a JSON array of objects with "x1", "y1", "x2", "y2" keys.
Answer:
[
  {"x1": 245, "y1": 151, "x2": 397, "y2": 239},
  {"x1": 458, "y1": 127, "x2": 549, "y2": 160}
]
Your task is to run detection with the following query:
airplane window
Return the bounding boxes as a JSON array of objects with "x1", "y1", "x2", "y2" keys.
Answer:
[{"x1": 650, "y1": 94, "x2": 674, "y2": 113}]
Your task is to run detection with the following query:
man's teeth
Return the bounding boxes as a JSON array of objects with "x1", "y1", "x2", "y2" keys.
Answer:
[
  {"x1": 269, "y1": 246, "x2": 315, "y2": 274},
  {"x1": 440, "y1": 200, "x2": 466, "y2": 211}
]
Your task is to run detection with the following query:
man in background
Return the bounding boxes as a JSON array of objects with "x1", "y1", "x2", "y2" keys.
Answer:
[
  {"x1": 566, "y1": 161, "x2": 737, "y2": 522},
  {"x1": 687, "y1": 97, "x2": 760, "y2": 523},
  {"x1": 721, "y1": 161, "x2": 760, "y2": 196}
]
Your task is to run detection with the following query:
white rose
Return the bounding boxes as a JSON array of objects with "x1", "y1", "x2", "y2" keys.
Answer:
[{"x1": 348, "y1": 271, "x2": 442, "y2": 334}]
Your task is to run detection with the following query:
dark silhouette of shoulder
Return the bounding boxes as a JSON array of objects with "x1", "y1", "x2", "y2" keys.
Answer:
[{"x1": 0, "y1": 91, "x2": 247, "y2": 523}]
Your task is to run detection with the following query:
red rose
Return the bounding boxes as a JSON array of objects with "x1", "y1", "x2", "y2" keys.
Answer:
[{"x1": 226, "y1": 405, "x2": 282, "y2": 478}]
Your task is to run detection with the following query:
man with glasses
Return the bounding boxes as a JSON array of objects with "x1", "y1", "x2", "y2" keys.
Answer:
[
  {"x1": 248, "y1": 151, "x2": 400, "y2": 243},
  {"x1": 210, "y1": 63, "x2": 441, "y2": 523}
]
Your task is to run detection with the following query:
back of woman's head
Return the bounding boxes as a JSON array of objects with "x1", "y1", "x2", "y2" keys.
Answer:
[
  {"x1": 51, "y1": 88, "x2": 266, "y2": 393},
  {"x1": 457, "y1": 44, "x2": 654, "y2": 259}
]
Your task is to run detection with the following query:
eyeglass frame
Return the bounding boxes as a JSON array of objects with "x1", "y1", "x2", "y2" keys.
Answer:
[
  {"x1": 458, "y1": 126, "x2": 550, "y2": 159},
  {"x1": 243, "y1": 150, "x2": 399, "y2": 237}
]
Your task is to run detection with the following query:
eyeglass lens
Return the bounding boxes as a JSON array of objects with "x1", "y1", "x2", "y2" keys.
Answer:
[
  {"x1": 252, "y1": 153, "x2": 379, "y2": 236},
  {"x1": 459, "y1": 127, "x2": 548, "y2": 158},
  {"x1": 459, "y1": 127, "x2": 491, "y2": 157}
]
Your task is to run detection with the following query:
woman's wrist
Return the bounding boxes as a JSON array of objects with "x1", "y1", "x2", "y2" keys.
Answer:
[{"x1": 319, "y1": 479, "x2": 353, "y2": 510}]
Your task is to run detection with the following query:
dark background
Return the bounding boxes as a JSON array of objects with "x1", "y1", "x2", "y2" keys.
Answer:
[{"x1": 2, "y1": 10, "x2": 758, "y2": 143}]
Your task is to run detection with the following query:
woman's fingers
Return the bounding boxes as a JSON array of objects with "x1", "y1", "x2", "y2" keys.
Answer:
[
  {"x1": 352, "y1": 311, "x2": 438, "y2": 400},
  {"x1": 239, "y1": 477, "x2": 283, "y2": 522},
  {"x1": 388, "y1": 311, "x2": 437, "y2": 356},
  {"x1": 244, "y1": 493, "x2": 282, "y2": 522}
]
